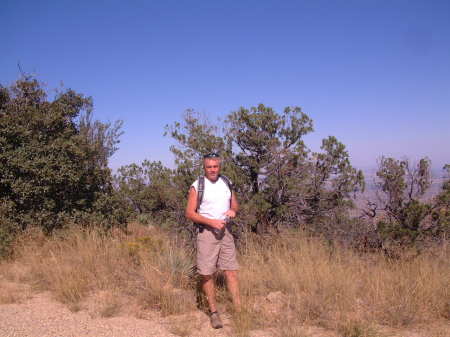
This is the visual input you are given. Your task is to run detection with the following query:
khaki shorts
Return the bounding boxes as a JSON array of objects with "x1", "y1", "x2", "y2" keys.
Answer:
[{"x1": 196, "y1": 227, "x2": 239, "y2": 275}]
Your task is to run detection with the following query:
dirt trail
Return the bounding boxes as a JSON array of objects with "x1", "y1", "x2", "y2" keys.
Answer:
[
  {"x1": 0, "y1": 289, "x2": 257, "y2": 337},
  {"x1": 0, "y1": 292, "x2": 176, "y2": 337},
  {"x1": 0, "y1": 286, "x2": 447, "y2": 337},
  {"x1": 0, "y1": 290, "x2": 339, "y2": 337}
]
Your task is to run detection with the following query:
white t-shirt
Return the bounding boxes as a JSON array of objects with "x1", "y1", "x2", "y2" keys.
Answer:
[{"x1": 191, "y1": 177, "x2": 231, "y2": 221}]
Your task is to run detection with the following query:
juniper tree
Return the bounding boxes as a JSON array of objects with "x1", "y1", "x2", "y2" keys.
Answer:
[
  {"x1": 431, "y1": 164, "x2": 450, "y2": 238},
  {"x1": 0, "y1": 76, "x2": 124, "y2": 238},
  {"x1": 372, "y1": 157, "x2": 435, "y2": 245}
]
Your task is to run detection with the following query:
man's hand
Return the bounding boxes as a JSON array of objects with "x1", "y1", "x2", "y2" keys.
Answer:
[
  {"x1": 224, "y1": 209, "x2": 237, "y2": 218},
  {"x1": 209, "y1": 219, "x2": 226, "y2": 230}
]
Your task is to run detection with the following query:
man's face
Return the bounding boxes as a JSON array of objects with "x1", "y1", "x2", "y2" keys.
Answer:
[{"x1": 203, "y1": 158, "x2": 221, "y2": 182}]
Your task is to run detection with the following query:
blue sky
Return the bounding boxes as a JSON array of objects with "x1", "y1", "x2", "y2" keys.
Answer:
[{"x1": 2, "y1": 0, "x2": 449, "y2": 173}]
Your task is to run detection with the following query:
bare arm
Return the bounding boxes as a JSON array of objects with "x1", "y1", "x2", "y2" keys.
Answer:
[
  {"x1": 185, "y1": 187, "x2": 225, "y2": 230},
  {"x1": 224, "y1": 192, "x2": 239, "y2": 218}
]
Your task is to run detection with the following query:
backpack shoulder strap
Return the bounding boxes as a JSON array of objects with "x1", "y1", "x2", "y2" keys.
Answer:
[
  {"x1": 219, "y1": 175, "x2": 233, "y2": 193},
  {"x1": 220, "y1": 175, "x2": 233, "y2": 208},
  {"x1": 196, "y1": 176, "x2": 205, "y2": 211}
]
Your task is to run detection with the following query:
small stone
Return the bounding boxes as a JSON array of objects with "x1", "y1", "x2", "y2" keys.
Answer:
[{"x1": 266, "y1": 291, "x2": 285, "y2": 303}]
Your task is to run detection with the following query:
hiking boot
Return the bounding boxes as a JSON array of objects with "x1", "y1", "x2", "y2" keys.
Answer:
[{"x1": 210, "y1": 311, "x2": 223, "y2": 329}]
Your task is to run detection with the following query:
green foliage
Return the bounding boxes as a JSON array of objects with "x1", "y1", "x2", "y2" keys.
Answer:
[
  {"x1": 120, "y1": 104, "x2": 365, "y2": 236},
  {"x1": 377, "y1": 200, "x2": 431, "y2": 245},
  {"x1": 224, "y1": 106, "x2": 364, "y2": 234},
  {"x1": 431, "y1": 164, "x2": 450, "y2": 237},
  {"x1": 0, "y1": 77, "x2": 125, "y2": 241},
  {"x1": 306, "y1": 136, "x2": 365, "y2": 220},
  {"x1": 0, "y1": 200, "x2": 19, "y2": 257},
  {"x1": 114, "y1": 160, "x2": 185, "y2": 226},
  {"x1": 164, "y1": 110, "x2": 226, "y2": 167},
  {"x1": 162, "y1": 104, "x2": 364, "y2": 235},
  {"x1": 373, "y1": 157, "x2": 440, "y2": 245},
  {"x1": 226, "y1": 104, "x2": 313, "y2": 193},
  {"x1": 224, "y1": 104, "x2": 312, "y2": 232}
]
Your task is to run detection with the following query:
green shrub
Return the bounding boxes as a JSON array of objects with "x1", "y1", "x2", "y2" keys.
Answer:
[{"x1": 0, "y1": 76, "x2": 125, "y2": 238}]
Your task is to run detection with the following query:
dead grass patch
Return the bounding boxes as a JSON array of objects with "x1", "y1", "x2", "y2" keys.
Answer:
[
  {"x1": 238, "y1": 231, "x2": 449, "y2": 334},
  {"x1": 426, "y1": 324, "x2": 450, "y2": 337},
  {"x1": 0, "y1": 282, "x2": 22, "y2": 304},
  {"x1": 0, "y1": 279, "x2": 31, "y2": 304},
  {"x1": 0, "y1": 224, "x2": 448, "y2": 337},
  {"x1": 277, "y1": 327, "x2": 310, "y2": 337},
  {"x1": 138, "y1": 283, "x2": 196, "y2": 317},
  {"x1": 168, "y1": 314, "x2": 202, "y2": 337},
  {"x1": 337, "y1": 319, "x2": 381, "y2": 337},
  {"x1": 0, "y1": 223, "x2": 195, "y2": 316},
  {"x1": 93, "y1": 290, "x2": 123, "y2": 318},
  {"x1": 231, "y1": 307, "x2": 262, "y2": 337}
]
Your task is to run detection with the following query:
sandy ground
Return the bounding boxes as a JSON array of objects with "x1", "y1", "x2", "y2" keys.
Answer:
[
  {"x1": 0, "y1": 292, "x2": 176, "y2": 337},
  {"x1": 0, "y1": 285, "x2": 339, "y2": 337},
  {"x1": 0, "y1": 283, "x2": 448, "y2": 337},
  {"x1": 0, "y1": 284, "x2": 256, "y2": 337}
]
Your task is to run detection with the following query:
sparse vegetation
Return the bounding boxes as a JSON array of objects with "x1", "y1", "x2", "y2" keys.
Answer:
[
  {"x1": 244, "y1": 232, "x2": 448, "y2": 329},
  {"x1": 168, "y1": 314, "x2": 202, "y2": 337},
  {"x1": 1, "y1": 223, "x2": 448, "y2": 336},
  {"x1": 1, "y1": 223, "x2": 196, "y2": 314},
  {"x1": 0, "y1": 282, "x2": 27, "y2": 304}
]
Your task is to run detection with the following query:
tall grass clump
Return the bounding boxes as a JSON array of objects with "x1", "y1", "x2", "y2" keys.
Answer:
[
  {"x1": 237, "y1": 230, "x2": 449, "y2": 333},
  {"x1": 0, "y1": 223, "x2": 196, "y2": 314}
]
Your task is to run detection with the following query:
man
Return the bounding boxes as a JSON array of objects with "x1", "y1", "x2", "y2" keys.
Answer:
[{"x1": 185, "y1": 153, "x2": 241, "y2": 329}]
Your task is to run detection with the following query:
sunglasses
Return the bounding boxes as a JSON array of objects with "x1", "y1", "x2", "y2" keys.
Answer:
[{"x1": 203, "y1": 152, "x2": 220, "y2": 159}]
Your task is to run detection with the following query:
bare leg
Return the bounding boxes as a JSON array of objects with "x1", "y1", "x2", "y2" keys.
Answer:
[
  {"x1": 201, "y1": 275, "x2": 217, "y2": 313},
  {"x1": 224, "y1": 270, "x2": 241, "y2": 311}
]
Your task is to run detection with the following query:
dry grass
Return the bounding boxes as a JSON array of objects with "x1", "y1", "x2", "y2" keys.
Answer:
[
  {"x1": 0, "y1": 223, "x2": 196, "y2": 315},
  {"x1": 336, "y1": 319, "x2": 380, "y2": 337},
  {"x1": 0, "y1": 224, "x2": 448, "y2": 336},
  {"x1": 277, "y1": 327, "x2": 310, "y2": 337},
  {"x1": 231, "y1": 307, "x2": 263, "y2": 337},
  {"x1": 167, "y1": 314, "x2": 202, "y2": 337},
  {"x1": 0, "y1": 282, "x2": 24, "y2": 304},
  {"x1": 96, "y1": 290, "x2": 123, "y2": 318},
  {"x1": 237, "y1": 231, "x2": 449, "y2": 334},
  {"x1": 0, "y1": 272, "x2": 31, "y2": 304}
]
